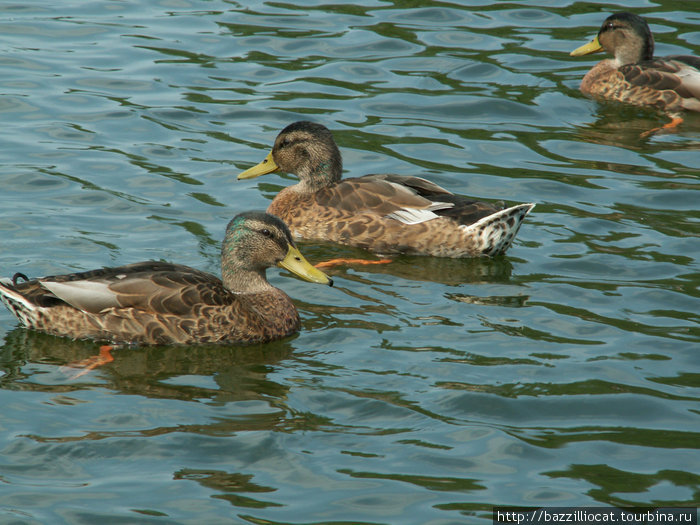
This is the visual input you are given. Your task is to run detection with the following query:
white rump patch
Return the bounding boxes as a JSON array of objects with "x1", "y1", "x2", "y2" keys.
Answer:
[{"x1": 459, "y1": 203, "x2": 535, "y2": 233}]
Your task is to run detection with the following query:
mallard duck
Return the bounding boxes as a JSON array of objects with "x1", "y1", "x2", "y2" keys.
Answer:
[
  {"x1": 238, "y1": 122, "x2": 534, "y2": 258},
  {"x1": 570, "y1": 12, "x2": 700, "y2": 131},
  {"x1": 0, "y1": 211, "x2": 332, "y2": 345}
]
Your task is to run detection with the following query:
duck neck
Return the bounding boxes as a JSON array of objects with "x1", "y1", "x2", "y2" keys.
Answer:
[
  {"x1": 296, "y1": 145, "x2": 342, "y2": 193},
  {"x1": 616, "y1": 42, "x2": 651, "y2": 65},
  {"x1": 222, "y1": 265, "x2": 273, "y2": 294},
  {"x1": 220, "y1": 231, "x2": 275, "y2": 294},
  {"x1": 611, "y1": 31, "x2": 653, "y2": 64}
]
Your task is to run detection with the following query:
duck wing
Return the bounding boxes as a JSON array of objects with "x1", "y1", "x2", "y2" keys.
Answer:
[
  {"x1": 314, "y1": 173, "x2": 454, "y2": 225},
  {"x1": 315, "y1": 173, "x2": 502, "y2": 226},
  {"x1": 37, "y1": 262, "x2": 230, "y2": 315},
  {"x1": 621, "y1": 57, "x2": 700, "y2": 102}
]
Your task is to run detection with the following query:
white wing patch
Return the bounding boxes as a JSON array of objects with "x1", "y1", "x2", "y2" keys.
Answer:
[
  {"x1": 40, "y1": 280, "x2": 121, "y2": 313},
  {"x1": 385, "y1": 201, "x2": 453, "y2": 225},
  {"x1": 386, "y1": 207, "x2": 440, "y2": 225},
  {"x1": 676, "y1": 64, "x2": 700, "y2": 107}
]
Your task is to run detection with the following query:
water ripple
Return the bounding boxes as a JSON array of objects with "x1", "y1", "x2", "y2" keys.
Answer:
[{"x1": 0, "y1": 1, "x2": 698, "y2": 523}]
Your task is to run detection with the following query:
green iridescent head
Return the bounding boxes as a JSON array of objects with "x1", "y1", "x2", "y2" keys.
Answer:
[{"x1": 222, "y1": 211, "x2": 332, "y2": 286}]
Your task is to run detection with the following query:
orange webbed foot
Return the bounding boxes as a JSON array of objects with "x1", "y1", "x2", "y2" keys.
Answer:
[
  {"x1": 61, "y1": 345, "x2": 116, "y2": 379},
  {"x1": 641, "y1": 116, "x2": 684, "y2": 137},
  {"x1": 314, "y1": 258, "x2": 393, "y2": 268}
]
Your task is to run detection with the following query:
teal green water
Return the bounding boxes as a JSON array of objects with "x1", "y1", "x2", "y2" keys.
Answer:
[{"x1": 1, "y1": 1, "x2": 698, "y2": 523}]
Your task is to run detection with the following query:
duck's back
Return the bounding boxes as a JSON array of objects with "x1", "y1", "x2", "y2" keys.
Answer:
[
  {"x1": 582, "y1": 56, "x2": 700, "y2": 112},
  {"x1": 0, "y1": 262, "x2": 300, "y2": 345},
  {"x1": 266, "y1": 173, "x2": 532, "y2": 257}
]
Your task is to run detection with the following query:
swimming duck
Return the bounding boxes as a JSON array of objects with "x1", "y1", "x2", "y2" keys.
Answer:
[
  {"x1": 238, "y1": 121, "x2": 534, "y2": 258},
  {"x1": 570, "y1": 12, "x2": 700, "y2": 131},
  {"x1": 0, "y1": 211, "x2": 332, "y2": 345}
]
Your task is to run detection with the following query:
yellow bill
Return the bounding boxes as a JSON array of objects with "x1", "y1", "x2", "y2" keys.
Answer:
[
  {"x1": 570, "y1": 36, "x2": 603, "y2": 56},
  {"x1": 278, "y1": 245, "x2": 333, "y2": 286},
  {"x1": 238, "y1": 152, "x2": 279, "y2": 180}
]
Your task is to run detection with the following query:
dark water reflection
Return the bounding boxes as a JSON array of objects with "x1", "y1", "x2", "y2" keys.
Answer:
[
  {"x1": 1, "y1": 329, "x2": 293, "y2": 402},
  {"x1": 1, "y1": 0, "x2": 699, "y2": 523}
]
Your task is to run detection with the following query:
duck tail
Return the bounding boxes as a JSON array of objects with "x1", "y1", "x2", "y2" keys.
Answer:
[
  {"x1": 460, "y1": 203, "x2": 535, "y2": 256},
  {"x1": 0, "y1": 278, "x2": 38, "y2": 328}
]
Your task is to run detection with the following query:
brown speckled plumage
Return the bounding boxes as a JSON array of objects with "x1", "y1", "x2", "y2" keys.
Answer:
[
  {"x1": 239, "y1": 122, "x2": 534, "y2": 258},
  {"x1": 571, "y1": 12, "x2": 700, "y2": 115},
  {"x1": 0, "y1": 212, "x2": 331, "y2": 345}
]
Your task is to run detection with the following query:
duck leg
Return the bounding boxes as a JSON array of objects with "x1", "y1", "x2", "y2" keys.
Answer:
[
  {"x1": 641, "y1": 115, "x2": 684, "y2": 137},
  {"x1": 314, "y1": 258, "x2": 392, "y2": 269},
  {"x1": 61, "y1": 344, "x2": 117, "y2": 379}
]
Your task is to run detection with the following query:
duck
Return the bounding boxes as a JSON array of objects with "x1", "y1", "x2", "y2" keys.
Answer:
[
  {"x1": 0, "y1": 211, "x2": 332, "y2": 345},
  {"x1": 237, "y1": 121, "x2": 534, "y2": 258},
  {"x1": 570, "y1": 12, "x2": 700, "y2": 132}
]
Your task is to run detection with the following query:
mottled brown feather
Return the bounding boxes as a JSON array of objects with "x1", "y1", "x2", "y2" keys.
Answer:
[
  {"x1": 250, "y1": 122, "x2": 534, "y2": 258},
  {"x1": 574, "y1": 13, "x2": 700, "y2": 114},
  {"x1": 0, "y1": 212, "x2": 328, "y2": 345}
]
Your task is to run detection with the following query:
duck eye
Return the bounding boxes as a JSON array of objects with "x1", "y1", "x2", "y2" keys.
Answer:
[
  {"x1": 279, "y1": 138, "x2": 291, "y2": 149},
  {"x1": 261, "y1": 228, "x2": 272, "y2": 237}
]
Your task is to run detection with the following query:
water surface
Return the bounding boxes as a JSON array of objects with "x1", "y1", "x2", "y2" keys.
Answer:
[{"x1": 0, "y1": 1, "x2": 698, "y2": 524}]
